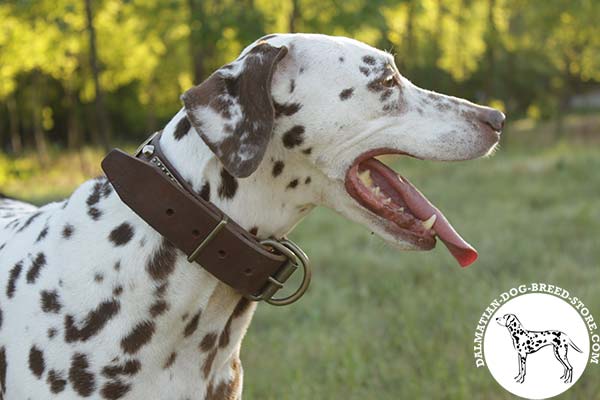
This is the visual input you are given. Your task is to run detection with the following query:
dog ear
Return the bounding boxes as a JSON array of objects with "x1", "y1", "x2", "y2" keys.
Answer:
[{"x1": 181, "y1": 41, "x2": 288, "y2": 178}]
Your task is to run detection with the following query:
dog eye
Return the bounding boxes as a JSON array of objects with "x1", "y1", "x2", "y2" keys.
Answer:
[{"x1": 381, "y1": 75, "x2": 396, "y2": 88}]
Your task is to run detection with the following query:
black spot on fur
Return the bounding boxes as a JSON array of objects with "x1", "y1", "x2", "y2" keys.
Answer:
[
  {"x1": 339, "y1": 88, "x2": 354, "y2": 100},
  {"x1": 6, "y1": 261, "x2": 23, "y2": 298},
  {"x1": 47, "y1": 370, "x2": 67, "y2": 393},
  {"x1": 163, "y1": 352, "x2": 177, "y2": 369},
  {"x1": 69, "y1": 353, "x2": 95, "y2": 396},
  {"x1": 359, "y1": 66, "x2": 370, "y2": 76},
  {"x1": 149, "y1": 300, "x2": 169, "y2": 317},
  {"x1": 249, "y1": 227, "x2": 258, "y2": 236},
  {"x1": 305, "y1": 177, "x2": 311, "y2": 184},
  {"x1": 41, "y1": 290, "x2": 62, "y2": 313},
  {"x1": 219, "y1": 298, "x2": 252, "y2": 349},
  {"x1": 17, "y1": 211, "x2": 41, "y2": 233},
  {"x1": 88, "y1": 207, "x2": 102, "y2": 220},
  {"x1": 202, "y1": 349, "x2": 218, "y2": 378},
  {"x1": 101, "y1": 380, "x2": 131, "y2": 399},
  {"x1": 36, "y1": 226, "x2": 49, "y2": 242},
  {"x1": 48, "y1": 328, "x2": 57, "y2": 339},
  {"x1": 380, "y1": 89, "x2": 393, "y2": 101},
  {"x1": 289, "y1": 79, "x2": 296, "y2": 93},
  {"x1": 146, "y1": 239, "x2": 177, "y2": 281},
  {"x1": 113, "y1": 286, "x2": 123, "y2": 297},
  {"x1": 86, "y1": 178, "x2": 112, "y2": 221},
  {"x1": 183, "y1": 310, "x2": 201, "y2": 337},
  {"x1": 302, "y1": 147, "x2": 312, "y2": 155},
  {"x1": 155, "y1": 282, "x2": 168, "y2": 298},
  {"x1": 109, "y1": 223, "x2": 134, "y2": 246},
  {"x1": 0, "y1": 346, "x2": 5, "y2": 394},
  {"x1": 65, "y1": 300, "x2": 121, "y2": 342},
  {"x1": 62, "y1": 224, "x2": 74, "y2": 238},
  {"x1": 362, "y1": 55, "x2": 376, "y2": 65},
  {"x1": 272, "y1": 161, "x2": 285, "y2": 177},
  {"x1": 287, "y1": 179, "x2": 299, "y2": 189},
  {"x1": 26, "y1": 252, "x2": 46, "y2": 284},
  {"x1": 199, "y1": 182, "x2": 210, "y2": 201},
  {"x1": 200, "y1": 332, "x2": 218, "y2": 351},
  {"x1": 29, "y1": 346, "x2": 45, "y2": 378},
  {"x1": 121, "y1": 320, "x2": 156, "y2": 354},
  {"x1": 367, "y1": 78, "x2": 385, "y2": 93},
  {"x1": 102, "y1": 360, "x2": 141, "y2": 379},
  {"x1": 274, "y1": 101, "x2": 302, "y2": 118},
  {"x1": 282, "y1": 125, "x2": 305, "y2": 148},
  {"x1": 218, "y1": 168, "x2": 238, "y2": 199},
  {"x1": 232, "y1": 297, "x2": 252, "y2": 318},
  {"x1": 339, "y1": 56, "x2": 345, "y2": 62},
  {"x1": 173, "y1": 116, "x2": 192, "y2": 140}
]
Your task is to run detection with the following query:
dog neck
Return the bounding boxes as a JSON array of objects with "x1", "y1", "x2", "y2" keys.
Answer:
[
  {"x1": 158, "y1": 109, "x2": 318, "y2": 240},
  {"x1": 75, "y1": 110, "x2": 322, "y2": 391}
]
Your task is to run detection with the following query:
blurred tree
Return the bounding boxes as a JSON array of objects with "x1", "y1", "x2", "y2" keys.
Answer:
[
  {"x1": 84, "y1": 0, "x2": 112, "y2": 150},
  {"x1": 0, "y1": 0, "x2": 598, "y2": 153}
]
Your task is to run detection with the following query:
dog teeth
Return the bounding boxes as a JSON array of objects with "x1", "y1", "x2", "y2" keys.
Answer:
[
  {"x1": 421, "y1": 214, "x2": 437, "y2": 230},
  {"x1": 358, "y1": 170, "x2": 373, "y2": 187},
  {"x1": 371, "y1": 186, "x2": 381, "y2": 196},
  {"x1": 383, "y1": 197, "x2": 392, "y2": 204}
]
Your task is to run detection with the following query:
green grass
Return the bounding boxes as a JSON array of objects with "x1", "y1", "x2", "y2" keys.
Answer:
[
  {"x1": 2, "y1": 120, "x2": 599, "y2": 399},
  {"x1": 242, "y1": 144, "x2": 600, "y2": 400}
]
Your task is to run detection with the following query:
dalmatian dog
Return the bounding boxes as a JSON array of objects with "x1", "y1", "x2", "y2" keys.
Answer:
[
  {"x1": 496, "y1": 314, "x2": 583, "y2": 384},
  {"x1": 0, "y1": 33, "x2": 503, "y2": 399}
]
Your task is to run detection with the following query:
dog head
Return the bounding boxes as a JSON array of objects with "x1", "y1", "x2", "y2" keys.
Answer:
[
  {"x1": 181, "y1": 34, "x2": 503, "y2": 267},
  {"x1": 496, "y1": 314, "x2": 519, "y2": 328}
]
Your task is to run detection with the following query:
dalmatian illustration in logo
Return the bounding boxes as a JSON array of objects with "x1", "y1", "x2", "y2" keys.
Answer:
[{"x1": 496, "y1": 314, "x2": 583, "y2": 384}]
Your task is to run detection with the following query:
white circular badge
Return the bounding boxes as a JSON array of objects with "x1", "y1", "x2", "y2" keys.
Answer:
[{"x1": 483, "y1": 293, "x2": 590, "y2": 399}]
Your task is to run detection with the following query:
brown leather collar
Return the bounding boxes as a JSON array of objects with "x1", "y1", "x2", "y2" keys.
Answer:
[{"x1": 101, "y1": 132, "x2": 310, "y2": 305}]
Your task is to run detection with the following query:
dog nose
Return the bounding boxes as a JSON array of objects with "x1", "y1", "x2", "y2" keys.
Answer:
[{"x1": 480, "y1": 109, "x2": 505, "y2": 131}]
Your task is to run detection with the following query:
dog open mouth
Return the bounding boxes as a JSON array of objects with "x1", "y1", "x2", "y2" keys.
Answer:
[{"x1": 345, "y1": 149, "x2": 478, "y2": 267}]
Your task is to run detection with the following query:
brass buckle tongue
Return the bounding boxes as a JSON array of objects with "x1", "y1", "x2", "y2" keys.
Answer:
[{"x1": 247, "y1": 239, "x2": 312, "y2": 306}]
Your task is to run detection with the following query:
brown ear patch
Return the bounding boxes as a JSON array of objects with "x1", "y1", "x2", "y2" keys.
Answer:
[{"x1": 182, "y1": 43, "x2": 288, "y2": 178}]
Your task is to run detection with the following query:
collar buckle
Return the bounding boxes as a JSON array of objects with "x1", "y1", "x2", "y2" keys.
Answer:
[{"x1": 247, "y1": 239, "x2": 312, "y2": 306}]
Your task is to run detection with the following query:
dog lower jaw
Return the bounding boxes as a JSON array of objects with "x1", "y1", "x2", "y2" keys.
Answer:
[{"x1": 344, "y1": 150, "x2": 479, "y2": 267}]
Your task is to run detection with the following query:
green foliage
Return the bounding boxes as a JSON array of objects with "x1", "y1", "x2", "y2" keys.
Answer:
[{"x1": 0, "y1": 0, "x2": 599, "y2": 152}]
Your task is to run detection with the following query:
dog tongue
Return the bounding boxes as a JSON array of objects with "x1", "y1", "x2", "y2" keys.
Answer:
[
  {"x1": 393, "y1": 175, "x2": 478, "y2": 267},
  {"x1": 363, "y1": 158, "x2": 478, "y2": 266}
]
